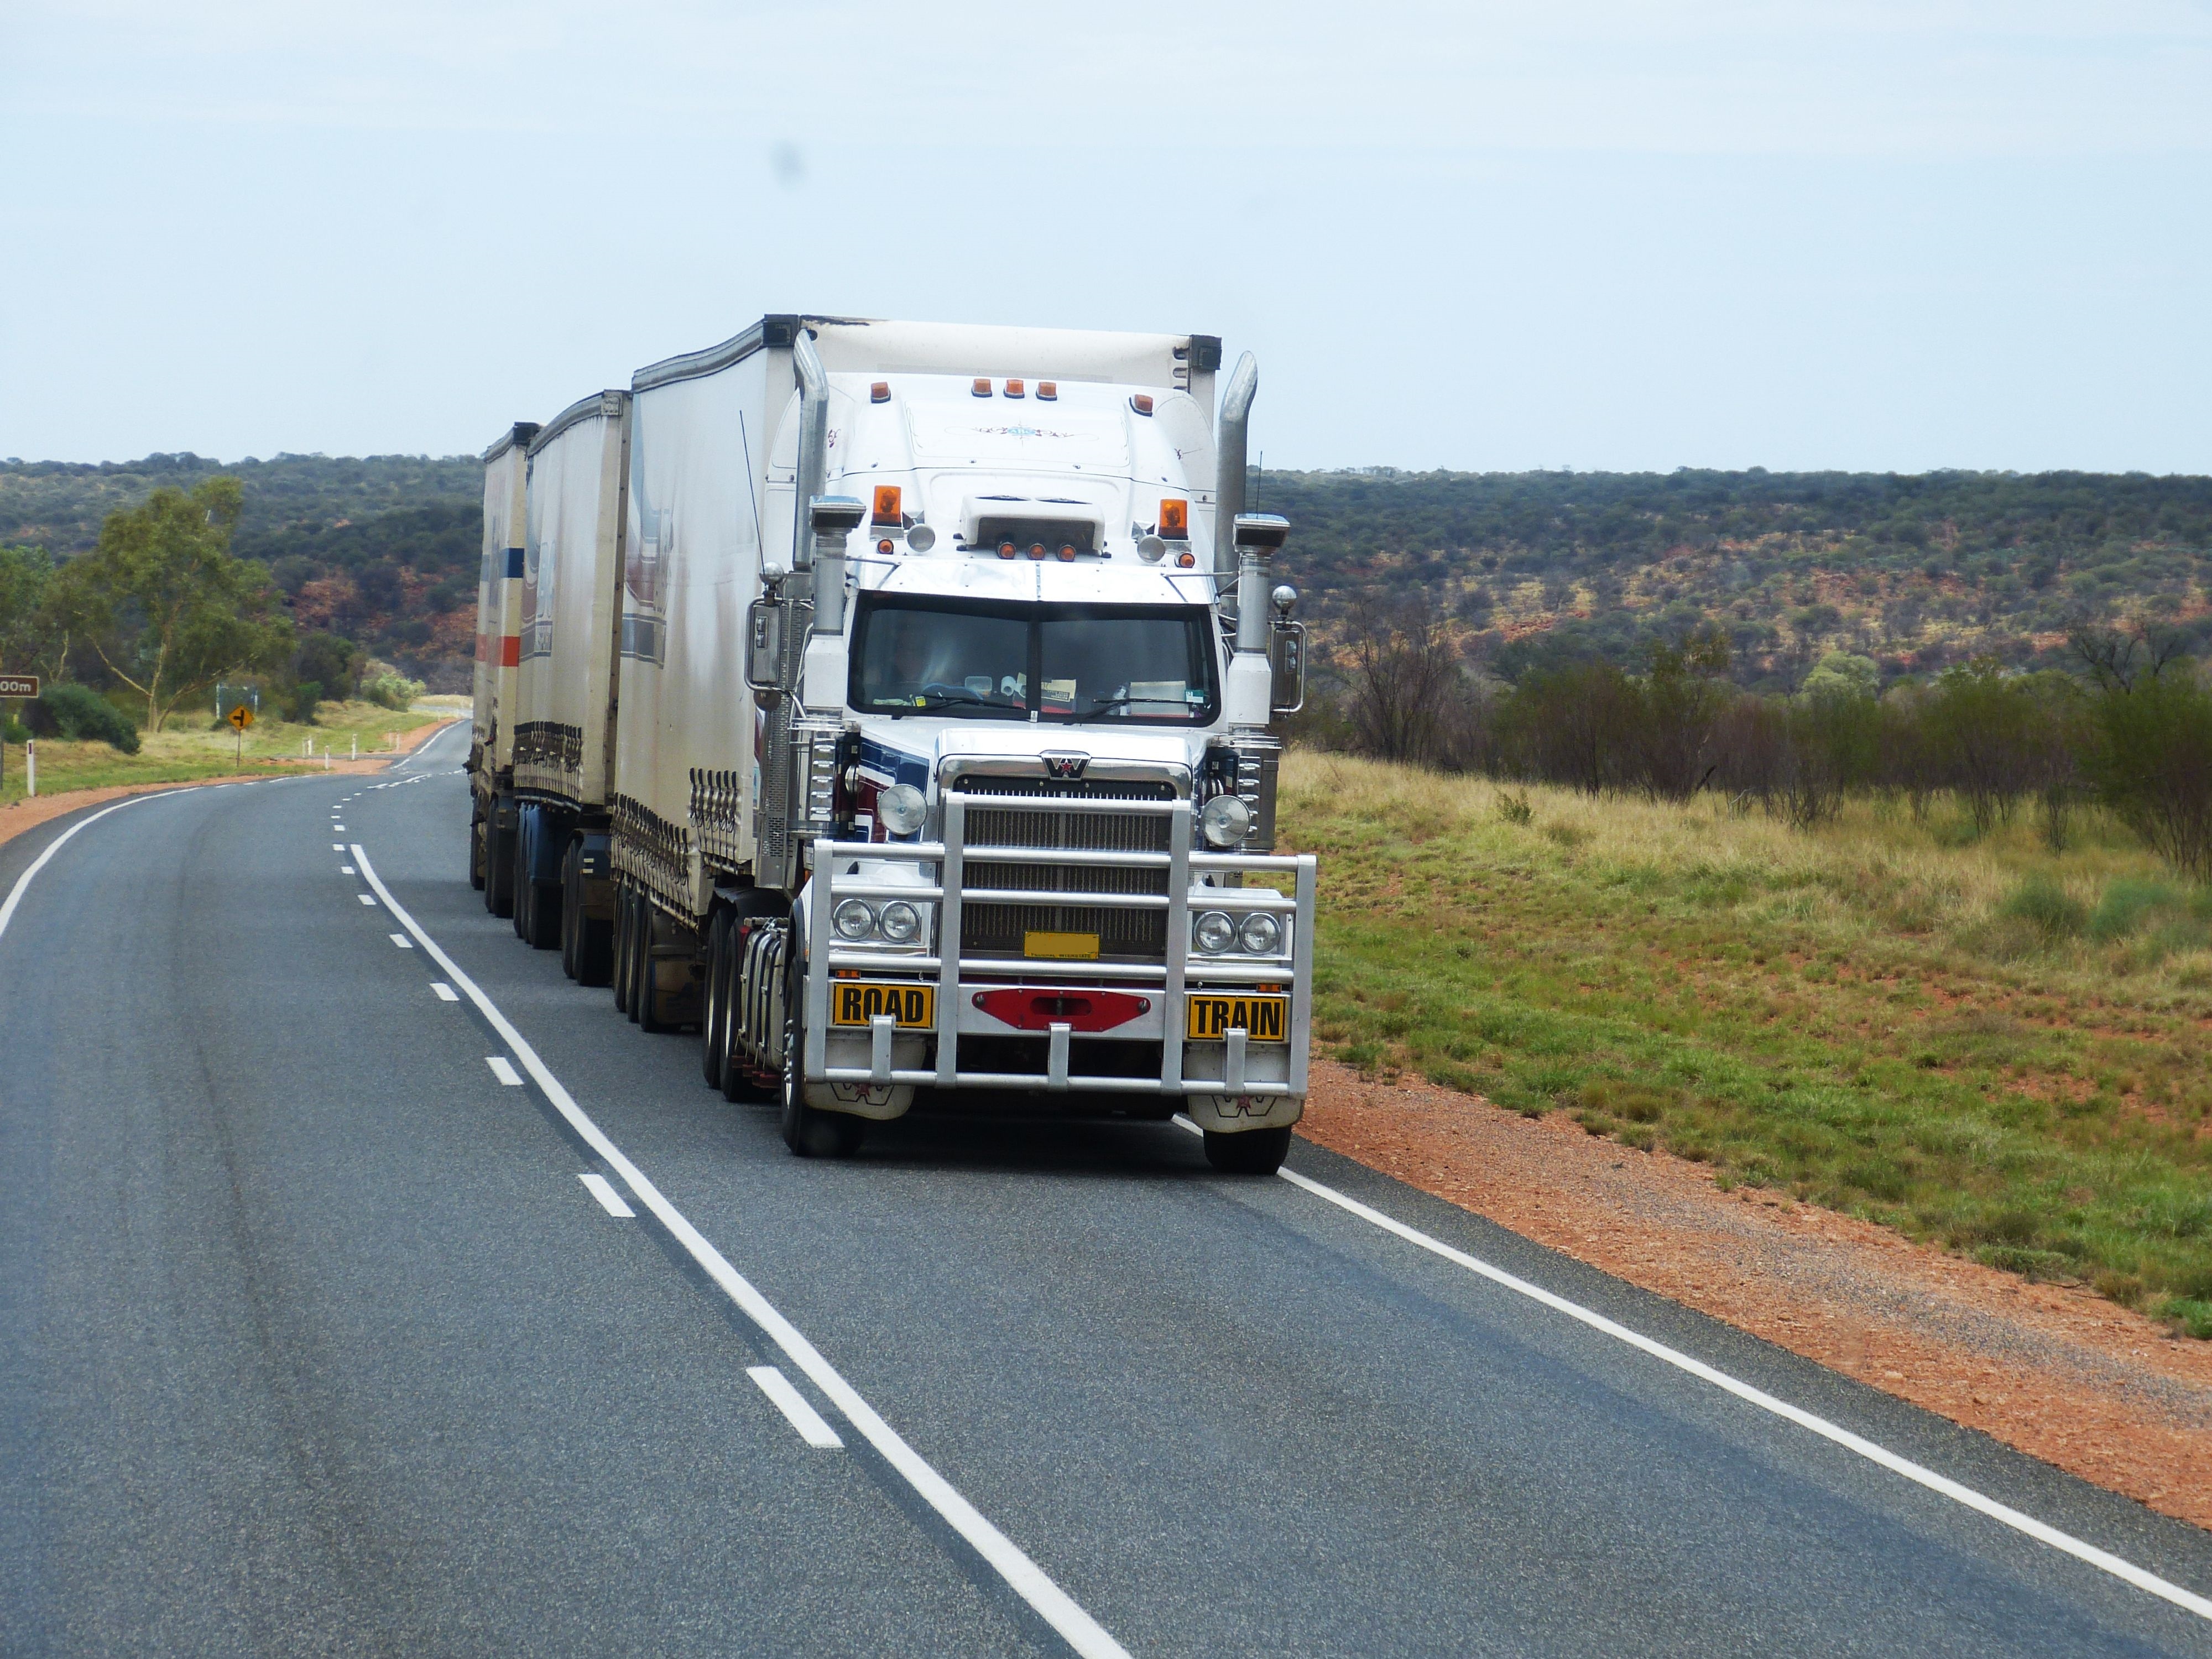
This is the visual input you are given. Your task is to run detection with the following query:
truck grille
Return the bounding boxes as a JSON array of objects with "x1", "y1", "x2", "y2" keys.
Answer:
[{"x1": 952, "y1": 776, "x2": 1176, "y2": 962}]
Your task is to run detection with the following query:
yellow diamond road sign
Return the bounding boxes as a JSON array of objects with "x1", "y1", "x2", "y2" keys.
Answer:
[{"x1": 227, "y1": 704, "x2": 254, "y2": 731}]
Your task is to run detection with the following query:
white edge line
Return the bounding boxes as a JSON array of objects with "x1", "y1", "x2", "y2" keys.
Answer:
[
  {"x1": 0, "y1": 792, "x2": 182, "y2": 947},
  {"x1": 1167, "y1": 1117, "x2": 2210, "y2": 1623},
  {"x1": 351, "y1": 843, "x2": 1131, "y2": 1659},
  {"x1": 749, "y1": 1365, "x2": 846, "y2": 1448},
  {"x1": 578, "y1": 1171, "x2": 635, "y2": 1218}
]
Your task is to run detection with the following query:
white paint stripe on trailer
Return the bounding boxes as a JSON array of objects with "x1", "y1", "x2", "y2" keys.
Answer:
[
  {"x1": 1166, "y1": 1115, "x2": 2212, "y2": 1623},
  {"x1": 486, "y1": 1056, "x2": 523, "y2": 1086},
  {"x1": 431, "y1": 982, "x2": 460, "y2": 1002},
  {"x1": 351, "y1": 843, "x2": 1132, "y2": 1659},
  {"x1": 749, "y1": 1365, "x2": 845, "y2": 1448},
  {"x1": 578, "y1": 1171, "x2": 635, "y2": 1217}
]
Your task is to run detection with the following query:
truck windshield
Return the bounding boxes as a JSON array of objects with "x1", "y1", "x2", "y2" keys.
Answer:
[{"x1": 850, "y1": 596, "x2": 1219, "y2": 724}]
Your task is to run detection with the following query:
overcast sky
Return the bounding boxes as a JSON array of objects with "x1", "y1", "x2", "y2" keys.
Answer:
[{"x1": 3, "y1": 1, "x2": 2207, "y2": 473}]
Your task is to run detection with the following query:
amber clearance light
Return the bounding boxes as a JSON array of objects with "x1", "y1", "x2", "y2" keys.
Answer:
[
  {"x1": 872, "y1": 484, "x2": 901, "y2": 526},
  {"x1": 1159, "y1": 498, "x2": 1188, "y2": 539}
]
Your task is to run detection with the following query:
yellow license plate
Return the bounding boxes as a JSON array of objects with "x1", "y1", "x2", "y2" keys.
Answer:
[
  {"x1": 1186, "y1": 993, "x2": 1290, "y2": 1042},
  {"x1": 829, "y1": 982, "x2": 936, "y2": 1029},
  {"x1": 1024, "y1": 930, "x2": 1099, "y2": 961}
]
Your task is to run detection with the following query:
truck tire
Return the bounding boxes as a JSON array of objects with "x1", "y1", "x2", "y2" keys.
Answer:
[
  {"x1": 576, "y1": 893, "x2": 613, "y2": 988},
  {"x1": 521, "y1": 844, "x2": 560, "y2": 951},
  {"x1": 486, "y1": 820, "x2": 516, "y2": 919},
  {"x1": 701, "y1": 911, "x2": 731, "y2": 1089},
  {"x1": 560, "y1": 843, "x2": 581, "y2": 979},
  {"x1": 781, "y1": 945, "x2": 863, "y2": 1158},
  {"x1": 635, "y1": 896, "x2": 674, "y2": 1034},
  {"x1": 469, "y1": 818, "x2": 487, "y2": 891},
  {"x1": 511, "y1": 828, "x2": 531, "y2": 940},
  {"x1": 1203, "y1": 1125, "x2": 1292, "y2": 1175},
  {"x1": 612, "y1": 890, "x2": 634, "y2": 1016}
]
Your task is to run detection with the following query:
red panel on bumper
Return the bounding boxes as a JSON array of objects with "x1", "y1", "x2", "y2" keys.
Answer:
[{"x1": 970, "y1": 988, "x2": 1151, "y2": 1032}]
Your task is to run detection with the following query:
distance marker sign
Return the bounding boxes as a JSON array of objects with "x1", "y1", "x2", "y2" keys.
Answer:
[
  {"x1": 0, "y1": 674, "x2": 38, "y2": 699},
  {"x1": 227, "y1": 704, "x2": 254, "y2": 731}
]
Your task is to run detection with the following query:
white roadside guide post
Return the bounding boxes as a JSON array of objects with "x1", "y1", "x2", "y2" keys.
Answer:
[{"x1": 24, "y1": 740, "x2": 33, "y2": 799}]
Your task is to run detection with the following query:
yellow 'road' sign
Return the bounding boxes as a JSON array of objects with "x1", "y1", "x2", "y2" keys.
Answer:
[{"x1": 227, "y1": 704, "x2": 254, "y2": 731}]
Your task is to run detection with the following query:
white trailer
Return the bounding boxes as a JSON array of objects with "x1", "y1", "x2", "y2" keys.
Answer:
[
  {"x1": 469, "y1": 421, "x2": 535, "y2": 909},
  {"x1": 498, "y1": 391, "x2": 630, "y2": 973},
  {"x1": 477, "y1": 315, "x2": 1311, "y2": 1172}
]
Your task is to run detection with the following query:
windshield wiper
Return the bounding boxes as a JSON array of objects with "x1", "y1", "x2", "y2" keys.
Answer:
[{"x1": 1063, "y1": 695, "x2": 1132, "y2": 718}]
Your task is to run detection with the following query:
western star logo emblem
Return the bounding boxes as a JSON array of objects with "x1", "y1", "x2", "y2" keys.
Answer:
[{"x1": 1041, "y1": 754, "x2": 1088, "y2": 780}]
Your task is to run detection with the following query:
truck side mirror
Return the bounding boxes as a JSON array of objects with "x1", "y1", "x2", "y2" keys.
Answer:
[
  {"x1": 744, "y1": 597, "x2": 784, "y2": 693},
  {"x1": 1269, "y1": 618, "x2": 1305, "y2": 714}
]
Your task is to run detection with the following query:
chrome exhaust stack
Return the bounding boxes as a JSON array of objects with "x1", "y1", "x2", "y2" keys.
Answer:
[
  {"x1": 790, "y1": 330, "x2": 831, "y2": 575},
  {"x1": 1212, "y1": 352, "x2": 1258, "y2": 605}
]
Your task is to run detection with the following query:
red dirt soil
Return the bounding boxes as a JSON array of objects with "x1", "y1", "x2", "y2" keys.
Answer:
[{"x1": 1298, "y1": 1058, "x2": 2212, "y2": 1530}]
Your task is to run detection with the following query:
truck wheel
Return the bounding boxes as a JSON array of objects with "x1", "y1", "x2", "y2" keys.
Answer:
[
  {"x1": 559, "y1": 844, "x2": 580, "y2": 980},
  {"x1": 577, "y1": 896, "x2": 614, "y2": 989},
  {"x1": 1203, "y1": 1126, "x2": 1292, "y2": 1175},
  {"x1": 612, "y1": 890, "x2": 634, "y2": 1016},
  {"x1": 511, "y1": 828, "x2": 531, "y2": 940},
  {"x1": 469, "y1": 818, "x2": 487, "y2": 891},
  {"x1": 781, "y1": 947, "x2": 863, "y2": 1157},
  {"x1": 486, "y1": 820, "x2": 516, "y2": 919},
  {"x1": 635, "y1": 896, "x2": 672, "y2": 1034},
  {"x1": 523, "y1": 855, "x2": 561, "y2": 951},
  {"x1": 701, "y1": 911, "x2": 731, "y2": 1089}
]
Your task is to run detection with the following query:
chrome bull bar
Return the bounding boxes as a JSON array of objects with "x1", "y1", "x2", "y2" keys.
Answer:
[{"x1": 804, "y1": 789, "x2": 1316, "y2": 1098}]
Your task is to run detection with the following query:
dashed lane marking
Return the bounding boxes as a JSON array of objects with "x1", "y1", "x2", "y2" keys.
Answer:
[
  {"x1": 749, "y1": 1366, "x2": 846, "y2": 1449},
  {"x1": 578, "y1": 1172, "x2": 635, "y2": 1217},
  {"x1": 487, "y1": 1056, "x2": 524, "y2": 1086},
  {"x1": 431, "y1": 982, "x2": 460, "y2": 1002}
]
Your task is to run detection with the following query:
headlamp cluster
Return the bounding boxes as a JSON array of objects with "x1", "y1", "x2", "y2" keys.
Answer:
[
  {"x1": 833, "y1": 897, "x2": 924, "y2": 947},
  {"x1": 1191, "y1": 908, "x2": 1284, "y2": 957}
]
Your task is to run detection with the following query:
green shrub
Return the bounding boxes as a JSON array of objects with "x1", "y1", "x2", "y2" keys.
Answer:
[
  {"x1": 1999, "y1": 875, "x2": 2085, "y2": 941},
  {"x1": 288, "y1": 680, "x2": 323, "y2": 724},
  {"x1": 364, "y1": 669, "x2": 425, "y2": 711},
  {"x1": 25, "y1": 683, "x2": 140, "y2": 753},
  {"x1": 1, "y1": 714, "x2": 28, "y2": 744},
  {"x1": 2089, "y1": 877, "x2": 2183, "y2": 941}
]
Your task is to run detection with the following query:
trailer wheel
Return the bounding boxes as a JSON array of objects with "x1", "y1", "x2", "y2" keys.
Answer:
[
  {"x1": 781, "y1": 945, "x2": 863, "y2": 1158},
  {"x1": 613, "y1": 890, "x2": 634, "y2": 1016},
  {"x1": 486, "y1": 818, "x2": 516, "y2": 919},
  {"x1": 511, "y1": 827, "x2": 531, "y2": 940},
  {"x1": 636, "y1": 896, "x2": 674, "y2": 1034},
  {"x1": 701, "y1": 911, "x2": 731, "y2": 1089},
  {"x1": 1202, "y1": 1126, "x2": 1292, "y2": 1175},
  {"x1": 559, "y1": 843, "x2": 580, "y2": 980},
  {"x1": 522, "y1": 847, "x2": 561, "y2": 951},
  {"x1": 469, "y1": 817, "x2": 487, "y2": 891},
  {"x1": 576, "y1": 885, "x2": 613, "y2": 988}
]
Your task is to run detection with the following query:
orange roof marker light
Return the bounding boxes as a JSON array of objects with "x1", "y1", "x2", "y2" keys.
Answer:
[
  {"x1": 1129, "y1": 393, "x2": 1154, "y2": 416},
  {"x1": 998, "y1": 540, "x2": 1019, "y2": 560},
  {"x1": 1036, "y1": 382, "x2": 1057, "y2": 401},
  {"x1": 1027, "y1": 542, "x2": 1047, "y2": 561},
  {"x1": 1004, "y1": 379, "x2": 1025, "y2": 398},
  {"x1": 870, "y1": 381, "x2": 890, "y2": 403},
  {"x1": 1057, "y1": 543, "x2": 1077, "y2": 562},
  {"x1": 1158, "y1": 498, "x2": 1189, "y2": 540},
  {"x1": 872, "y1": 484, "x2": 902, "y2": 526},
  {"x1": 876, "y1": 539, "x2": 895, "y2": 556},
  {"x1": 1175, "y1": 551, "x2": 1197, "y2": 568},
  {"x1": 972, "y1": 378, "x2": 993, "y2": 398}
]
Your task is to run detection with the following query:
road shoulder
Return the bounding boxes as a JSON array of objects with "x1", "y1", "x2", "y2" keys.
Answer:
[{"x1": 1299, "y1": 1057, "x2": 2212, "y2": 1532}]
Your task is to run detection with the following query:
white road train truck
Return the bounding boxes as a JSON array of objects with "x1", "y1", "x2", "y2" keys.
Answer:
[{"x1": 469, "y1": 316, "x2": 1313, "y2": 1171}]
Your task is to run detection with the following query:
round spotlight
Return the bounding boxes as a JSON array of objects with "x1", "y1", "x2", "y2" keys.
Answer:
[
  {"x1": 1237, "y1": 912, "x2": 1281, "y2": 955},
  {"x1": 833, "y1": 899, "x2": 875, "y2": 941},
  {"x1": 906, "y1": 523, "x2": 937, "y2": 552},
  {"x1": 1193, "y1": 910, "x2": 1235, "y2": 954},
  {"x1": 876, "y1": 782, "x2": 926, "y2": 836},
  {"x1": 878, "y1": 900, "x2": 921, "y2": 944},
  {"x1": 1199, "y1": 792, "x2": 1253, "y2": 848},
  {"x1": 1136, "y1": 535, "x2": 1166, "y2": 563}
]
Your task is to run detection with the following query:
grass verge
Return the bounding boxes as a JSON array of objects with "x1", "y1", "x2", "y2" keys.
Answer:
[
  {"x1": 0, "y1": 699, "x2": 452, "y2": 806},
  {"x1": 1279, "y1": 753, "x2": 2212, "y2": 1337}
]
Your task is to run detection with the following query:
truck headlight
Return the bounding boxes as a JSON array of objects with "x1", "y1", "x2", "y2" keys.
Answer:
[
  {"x1": 877, "y1": 782, "x2": 926, "y2": 836},
  {"x1": 1199, "y1": 792, "x2": 1252, "y2": 848},
  {"x1": 1238, "y1": 912, "x2": 1281, "y2": 955},
  {"x1": 833, "y1": 898, "x2": 876, "y2": 941},
  {"x1": 1193, "y1": 910, "x2": 1235, "y2": 953},
  {"x1": 878, "y1": 900, "x2": 921, "y2": 943}
]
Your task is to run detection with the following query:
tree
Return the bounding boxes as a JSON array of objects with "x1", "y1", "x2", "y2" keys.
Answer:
[
  {"x1": 1343, "y1": 597, "x2": 1463, "y2": 764},
  {"x1": 0, "y1": 544, "x2": 59, "y2": 677},
  {"x1": 51, "y1": 479, "x2": 293, "y2": 732}
]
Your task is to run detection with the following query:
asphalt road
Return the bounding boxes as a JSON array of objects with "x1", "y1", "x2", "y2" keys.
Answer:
[{"x1": 5, "y1": 727, "x2": 2212, "y2": 1656}]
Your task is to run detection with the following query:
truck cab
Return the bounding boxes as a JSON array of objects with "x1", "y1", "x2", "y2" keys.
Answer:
[{"x1": 738, "y1": 356, "x2": 1312, "y2": 1172}]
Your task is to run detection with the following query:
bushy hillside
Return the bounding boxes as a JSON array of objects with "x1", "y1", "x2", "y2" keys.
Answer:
[
  {"x1": 8, "y1": 456, "x2": 2212, "y2": 692},
  {"x1": 1263, "y1": 468, "x2": 2212, "y2": 689},
  {"x1": 0, "y1": 453, "x2": 481, "y2": 687}
]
